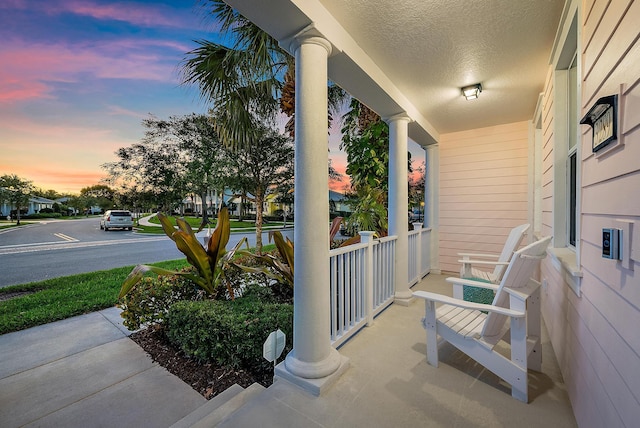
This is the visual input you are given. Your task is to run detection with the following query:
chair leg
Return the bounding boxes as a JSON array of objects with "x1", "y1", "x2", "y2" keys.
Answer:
[
  {"x1": 511, "y1": 368, "x2": 528, "y2": 403},
  {"x1": 510, "y1": 316, "x2": 528, "y2": 402},
  {"x1": 424, "y1": 300, "x2": 439, "y2": 367},
  {"x1": 527, "y1": 289, "x2": 542, "y2": 372},
  {"x1": 529, "y1": 341, "x2": 542, "y2": 372}
]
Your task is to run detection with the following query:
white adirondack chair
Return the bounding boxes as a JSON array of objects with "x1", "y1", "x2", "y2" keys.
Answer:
[
  {"x1": 413, "y1": 236, "x2": 551, "y2": 402},
  {"x1": 455, "y1": 223, "x2": 530, "y2": 301}
]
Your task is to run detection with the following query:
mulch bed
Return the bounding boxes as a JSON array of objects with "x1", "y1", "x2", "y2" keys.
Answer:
[{"x1": 130, "y1": 326, "x2": 274, "y2": 400}]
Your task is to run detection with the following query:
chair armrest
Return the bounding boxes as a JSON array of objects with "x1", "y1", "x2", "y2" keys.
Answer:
[
  {"x1": 413, "y1": 290, "x2": 525, "y2": 318},
  {"x1": 458, "y1": 252, "x2": 500, "y2": 259},
  {"x1": 445, "y1": 277, "x2": 500, "y2": 291},
  {"x1": 457, "y1": 259, "x2": 510, "y2": 266},
  {"x1": 504, "y1": 278, "x2": 541, "y2": 301}
]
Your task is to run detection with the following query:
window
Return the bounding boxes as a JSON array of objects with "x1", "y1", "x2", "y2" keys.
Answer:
[
  {"x1": 567, "y1": 53, "x2": 578, "y2": 247},
  {"x1": 547, "y1": 8, "x2": 582, "y2": 296}
]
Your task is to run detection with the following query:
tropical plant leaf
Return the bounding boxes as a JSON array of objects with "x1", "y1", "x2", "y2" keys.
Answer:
[
  {"x1": 270, "y1": 231, "x2": 294, "y2": 278},
  {"x1": 119, "y1": 207, "x2": 240, "y2": 300},
  {"x1": 339, "y1": 235, "x2": 363, "y2": 247},
  {"x1": 176, "y1": 217, "x2": 194, "y2": 235},
  {"x1": 157, "y1": 212, "x2": 178, "y2": 240},
  {"x1": 329, "y1": 216, "x2": 343, "y2": 243},
  {"x1": 221, "y1": 236, "x2": 248, "y2": 263},
  {"x1": 173, "y1": 231, "x2": 214, "y2": 293},
  {"x1": 118, "y1": 264, "x2": 180, "y2": 299},
  {"x1": 233, "y1": 252, "x2": 291, "y2": 287},
  {"x1": 207, "y1": 207, "x2": 231, "y2": 264}
]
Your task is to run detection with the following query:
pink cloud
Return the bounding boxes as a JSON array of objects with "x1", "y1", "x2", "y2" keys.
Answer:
[
  {"x1": 3, "y1": 1, "x2": 197, "y2": 29},
  {"x1": 0, "y1": 0, "x2": 29, "y2": 10},
  {"x1": 0, "y1": 162, "x2": 108, "y2": 194},
  {"x1": 106, "y1": 105, "x2": 150, "y2": 119},
  {"x1": 0, "y1": 38, "x2": 182, "y2": 103},
  {"x1": 329, "y1": 177, "x2": 351, "y2": 193},
  {"x1": 0, "y1": 74, "x2": 51, "y2": 102},
  {"x1": 0, "y1": 118, "x2": 132, "y2": 194},
  {"x1": 40, "y1": 0, "x2": 190, "y2": 28}
]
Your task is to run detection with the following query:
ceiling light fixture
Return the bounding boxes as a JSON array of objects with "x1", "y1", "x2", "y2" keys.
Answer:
[{"x1": 461, "y1": 83, "x2": 482, "y2": 100}]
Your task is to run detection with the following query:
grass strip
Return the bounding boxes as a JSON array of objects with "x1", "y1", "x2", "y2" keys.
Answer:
[
  {"x1": 0, "y1": 259, "x2": 189, "y2": 335},
  {"x1": 0, "y1": 244, "x2": 277, "y2": 335},
  {"x1": 146, "y1": 215, "x2": 283, "y2": 230}
]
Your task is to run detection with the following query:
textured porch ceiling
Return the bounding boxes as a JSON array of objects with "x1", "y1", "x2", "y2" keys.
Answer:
[{"x1": 224, "y1": 0, "x2": 566, "y2": 146}]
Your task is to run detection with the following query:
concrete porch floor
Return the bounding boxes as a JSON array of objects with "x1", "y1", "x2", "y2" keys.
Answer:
[{"x1": 219, "y1": 273, "x2": 578, "y2": 427}]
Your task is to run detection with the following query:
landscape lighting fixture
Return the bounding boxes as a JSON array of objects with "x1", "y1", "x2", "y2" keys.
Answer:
[{"x1": 461, "y1": 83, "x2": 482, "y2": 100}]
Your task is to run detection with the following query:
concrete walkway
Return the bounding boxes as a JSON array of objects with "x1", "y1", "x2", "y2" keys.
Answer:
[{"x1": 0, "y1": 307, "x2": 205, "y2": 428}]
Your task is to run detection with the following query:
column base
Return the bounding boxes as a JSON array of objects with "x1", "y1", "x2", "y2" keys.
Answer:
[
  {"x1": 394, "y1": 289, "x2": 414, "y2": 306},
  {"x1": 274, "y1": 349, "x2": 350, "y2": 396}
]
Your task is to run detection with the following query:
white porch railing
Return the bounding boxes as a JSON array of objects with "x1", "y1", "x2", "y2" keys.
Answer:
[
  {"x1": 329, "y1": 227, "x2": 432, "y2": 347},
  {"x1": 409, "y1": 224, "x2": 432, "y2": 284}
]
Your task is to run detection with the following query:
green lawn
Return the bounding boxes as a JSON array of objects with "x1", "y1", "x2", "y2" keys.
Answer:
[
  {"x1": 0, "y1": 243, "x2": 278, "y2": 335},
  {"x1": 0, "y1": 259, "x2": 189, "y2": 335},
  {"x1": 145, "y1": 215, "x2": 286, "y2": 230}
]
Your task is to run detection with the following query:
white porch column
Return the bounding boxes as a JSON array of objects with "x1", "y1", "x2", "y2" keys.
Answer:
[
  {"x1": 386, "y1": 114, "x2": 413, "y2": 305},
  {"x1": 426, "y1": 144, "x2": 440, "y2": 273},
  {"x1": 274, "y1": 32, "x2": 348, "y2": 396}
]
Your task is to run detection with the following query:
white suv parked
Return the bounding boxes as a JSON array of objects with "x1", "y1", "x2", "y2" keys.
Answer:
[{"x1": 100, "y1": 210, "x2": 134, "y2": 231}]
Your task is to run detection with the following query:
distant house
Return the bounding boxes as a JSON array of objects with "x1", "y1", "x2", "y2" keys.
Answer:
[
  {"x1": 28, "y1": 196, "x2": 55, "y2": 214},
  {"x1": 0, "y1": 194, "x2": 55, "y2": 216},
  {"x1": 180, "y1": 189, "x2": 350, "y2": 219},
  {"x1": 329, "y1": 190, "x2": 351, "y2": 215},
  {"x1": 264, "y1": 189, "x2": 351, "y2": 217},
  {"x1": 54, "y1": 197, "x2": 100, "y2": 215},
  {"x1": 181, "y1": 191, "x2": 236, "y2": 216}
]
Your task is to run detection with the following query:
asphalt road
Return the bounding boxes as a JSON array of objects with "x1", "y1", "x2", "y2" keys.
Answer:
[{"x1": 0, "y1": 217, "x2": 293, "y2": 288}]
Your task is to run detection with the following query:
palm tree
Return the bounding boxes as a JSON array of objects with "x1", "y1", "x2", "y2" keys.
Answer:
[{"x1": 181, "y1": 0, "x2": 347, "y2": 151}]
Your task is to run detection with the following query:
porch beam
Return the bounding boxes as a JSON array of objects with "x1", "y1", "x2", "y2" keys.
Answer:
[{"x1": 385, "y1": 114, "x2": 413, "y2": 305}]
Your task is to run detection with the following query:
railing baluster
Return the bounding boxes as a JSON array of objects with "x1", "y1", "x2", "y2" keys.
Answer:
[
  {"x1": 330, "y1": 256, "x2": 336, "y2": 340},
  {"x1": 329, "y1": 229, "x2": 433, "y2": 347}
]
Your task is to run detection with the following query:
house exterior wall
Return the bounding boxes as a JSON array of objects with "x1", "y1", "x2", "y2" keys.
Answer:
[
  {"x1": 438, "y1": 121, "x2": 530, "y2": 273},
  {"x1": 540, "y1": 1, "x2": 640, "y2": 426}
]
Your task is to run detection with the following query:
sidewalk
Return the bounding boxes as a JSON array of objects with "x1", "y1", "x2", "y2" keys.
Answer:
[
  {"x1": 136, "y1": 213, "x2": 292, "y2": 233},
  {"x1": 0, "y1": 307, "x2": 205, "y2": 428}
]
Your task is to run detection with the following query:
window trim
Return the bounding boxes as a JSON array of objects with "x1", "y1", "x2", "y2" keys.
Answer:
[
  {"x1": 567, "y1": 51, "x2": 578, "y2": 249},
  {"x1": 550, "y1": 6, "x2": 582, "y2": 296}
]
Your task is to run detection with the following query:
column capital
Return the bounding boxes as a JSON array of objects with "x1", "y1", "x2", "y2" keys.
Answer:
[
  {"x1": 383, "y1": 113, "x2": 412, "y2": 124},
  {"x1": 282, "y1": 23, "x2": 334, "y2": 56}
]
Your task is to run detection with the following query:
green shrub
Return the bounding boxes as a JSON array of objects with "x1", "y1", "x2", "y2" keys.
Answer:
[
  {"x1": 225, "y1": 252, "x2": 292, "y2": 303},
  {"x1": 118, "y1": 268, "x2": 203, "y2": 330},
  {"x1": 165, "y1": 295, "x2": 293, "y2": 373},
  {"x1": 25, "y1": 212, "x2": 62, "y2": 219},
  {"x1": 240, "y1": 283, "x2": 277, "y2": 302}
]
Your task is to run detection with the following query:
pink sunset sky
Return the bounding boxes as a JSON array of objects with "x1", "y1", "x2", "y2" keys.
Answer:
[{"x1": 0, "y1": 0, "x2": 424, "y2": 195}]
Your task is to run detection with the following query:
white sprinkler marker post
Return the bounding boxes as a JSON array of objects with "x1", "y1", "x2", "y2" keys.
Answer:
[{"x1": 263, "y1": 329, "x2": 286, "y2": 370}]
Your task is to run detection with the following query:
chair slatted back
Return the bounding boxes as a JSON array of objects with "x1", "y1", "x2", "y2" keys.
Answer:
[
  {"x1": 481, "y1": 236, "x2": 551, "y2": 341},
  {"x1": 492, "y1": 224, "x2": 530, "y2": 280}
]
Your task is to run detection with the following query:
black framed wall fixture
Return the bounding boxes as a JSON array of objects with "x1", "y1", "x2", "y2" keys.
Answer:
[{"x1": 580, "y1": 94, "x2": 618, "y2": 153}]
